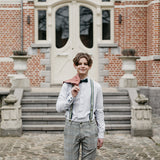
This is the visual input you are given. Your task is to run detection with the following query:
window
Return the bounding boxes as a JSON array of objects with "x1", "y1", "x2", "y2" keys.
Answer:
[
  {"x1": 38, "y1": 10, "x2": 46, "y2": 40},
  {"x1": 80, "y1": 6, "x2": 93, "y2": 48},
  {"x1": 38, "y1": 0, "x2": 46, "y2": 2},
  {"x1": 55, "y1": 6, "x2": 69, "y2": 48},
  {"x1": 102, "y1": 10, "x2": 110, "y2": 40}
]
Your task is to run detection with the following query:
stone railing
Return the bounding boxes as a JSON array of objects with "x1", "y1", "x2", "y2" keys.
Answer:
[
  {"x1": 0, "y1": 89, "x2": 23, "y2": 137},
  {"x1": 127, "y1": 88, "x2": 152, "y2": 137}
]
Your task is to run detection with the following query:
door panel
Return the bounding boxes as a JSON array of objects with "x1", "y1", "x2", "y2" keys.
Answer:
[{"x1": 51, "y1": 2, "x2": 98, "y2": 84}]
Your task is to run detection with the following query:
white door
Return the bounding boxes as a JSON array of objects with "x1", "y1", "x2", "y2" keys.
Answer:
[{"x1": 51, "y1": 2, "x2": 98, "y2": 84}]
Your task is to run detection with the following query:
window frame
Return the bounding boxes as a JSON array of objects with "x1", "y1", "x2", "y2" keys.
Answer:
[
  {"x1": 100, "y1": 7, "x2": 114, "y2": 44},
  {"x1": 35, "y1": 8, "x2": 48, "y2": 44},
  {"x1": 34, "y1": 0, "x2": 114, "y2": 44}
]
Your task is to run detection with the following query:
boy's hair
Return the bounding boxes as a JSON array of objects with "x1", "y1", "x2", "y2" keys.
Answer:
[{"x1": 73, "y1": 53, "x2": 93, "y2": 67}]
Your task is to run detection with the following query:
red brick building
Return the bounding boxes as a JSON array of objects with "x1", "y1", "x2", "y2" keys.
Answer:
[{"x1": 0, "y1": 0, "x2": 159, "y2": 88}]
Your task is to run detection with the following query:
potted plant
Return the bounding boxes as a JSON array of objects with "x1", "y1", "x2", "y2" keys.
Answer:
[
  {"x1": 121, "y1": 49, "x2": 136, "y2": 56},
  {"x1": 13, "y1": 50, "x2": 27, "y2": 56}
]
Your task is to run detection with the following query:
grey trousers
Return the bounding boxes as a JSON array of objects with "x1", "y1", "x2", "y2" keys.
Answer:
[{"x1": 64, "y1": 120, "x2": 98, "y2": 160}]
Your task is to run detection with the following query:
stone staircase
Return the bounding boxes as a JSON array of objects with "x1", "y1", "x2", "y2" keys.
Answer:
[{"x1": 21, "y1": 90, "x2": 131, "y2": 134}]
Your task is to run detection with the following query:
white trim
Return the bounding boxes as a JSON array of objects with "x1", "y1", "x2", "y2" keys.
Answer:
[
  {"x1": 0, "y1": 6, "x2": 34, "y2": 10},
  {"x1": 148, "y1": 0, "x2": 160, "y2": 6},
  {"x1": 115, "y1": 5, "x2": 147, "y2": 8},
  {"x1": 0, "y1": 0, "x2": 29, "y2": 3},
  {"x1": 23, "y1": 6, "x2": 35, "y2": 9},
  {"x1": 35, "y1": 8, "x2": 49, "y2": 44},
  {"x1": 99, "y1": 7, "x2": 114, "y2": 43},
  {"x1": 0, "y1": 8, "x2": 21, "y2": 10},
  {"x1": 115, "y1": 0, "x2": 160, "y2": 8},
  {"x1": 0, "y1": 0, "x2": 20, "y2": 4},
  {"x1": 137, "y1": 56, "x2": 154, "y2": 61},
  {"x1": 120, "y1": 0, "x2": 147, "y2": 1},
  {"x1": 0, "y1": 58, "x2": 13, "y2": 62}
]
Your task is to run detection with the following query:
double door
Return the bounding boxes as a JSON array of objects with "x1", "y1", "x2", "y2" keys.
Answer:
[{"x1": 51, "y1": 2, "x2": 98, "y2": 84}]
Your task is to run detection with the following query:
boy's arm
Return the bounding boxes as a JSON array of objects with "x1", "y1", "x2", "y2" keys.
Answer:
[
  {"x1": 95, "y1": 84, "x2": 105, "y2": 139},
  {"x1": 56, "y1": 83, "x2": 74, "y2": 112}
]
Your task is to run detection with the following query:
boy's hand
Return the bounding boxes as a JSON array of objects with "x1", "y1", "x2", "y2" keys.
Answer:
[
  {"x1": 97, "y1": 138, "x2": 103, "y2": 149},
  {"x1": 71, "y1": 85, "x2": 80, "y2": 97}
]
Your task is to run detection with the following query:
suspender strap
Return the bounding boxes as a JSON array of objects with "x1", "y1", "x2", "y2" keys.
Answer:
[
  {"x1": 89, "y1": 79, "x2": 94, "y2": 122},
  {"x1": 69, "y1": 103, "x2": 73, "y2": 121},
  {"x1": 69, "y1": 79, "x2": 94, "y2": 121}
]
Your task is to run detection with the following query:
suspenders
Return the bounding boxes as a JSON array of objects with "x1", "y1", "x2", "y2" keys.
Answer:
[{"x1": 69, "y1": 79, "x2": 94, "y2": 122}]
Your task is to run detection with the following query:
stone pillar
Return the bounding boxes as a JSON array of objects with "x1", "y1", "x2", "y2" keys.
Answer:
[
  {"x1": 0, "y1": 95, "x2": 22, "y2": 137},
  {"x1": 131, "y1": 91, "x2": 152, "y2": 137},
  {"x1": 118, "y1": 56, "x2": 140, "y2": 88}
]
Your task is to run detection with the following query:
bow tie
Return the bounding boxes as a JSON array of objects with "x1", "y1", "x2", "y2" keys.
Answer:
[{"x1": 80, "y1": 78, "x2": 88, "y2": 83}]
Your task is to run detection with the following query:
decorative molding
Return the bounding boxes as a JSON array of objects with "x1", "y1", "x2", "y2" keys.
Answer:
[
  {"x1": 0, "y1": 8, "x2": 21, "y2": 10},
  {"x1": 31, "y1": 43, "x2": 51, "y2": 48},
  {"x1": 0, "y1": 58, "x2": 13, "y2": 62},
  {"x1": 0, "y1": 0, "x2": 21, "y2": 4},
  {"x1": 98, "y1": 43, "x2": 118, "y2": 48},
  {"x1": 115, "y1": 0, "x2": 160, "y2": 8},
  {"x1": 137, "y1": 56, "x2": 160, "y2": 61}
]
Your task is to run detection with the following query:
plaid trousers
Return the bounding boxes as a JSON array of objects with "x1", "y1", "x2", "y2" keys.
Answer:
[{"x1": 64, "y1": 120, "x2": 98, "y2": 160}]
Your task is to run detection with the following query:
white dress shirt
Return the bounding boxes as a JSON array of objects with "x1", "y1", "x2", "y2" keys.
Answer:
[{"x1": 56, "y1": 78, "x2": 105, "y2": 138}]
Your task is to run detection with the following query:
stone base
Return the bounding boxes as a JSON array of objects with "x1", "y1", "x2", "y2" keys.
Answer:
[
  {"x1": 119, "y1": 77, "x2": 137, "y2": 88},
  {"x1": 0, "y1": 127, "x2": 22, "y2": 137},
  {"x1": 131, "y1": 129, "x2": 153, "y2": 137},
  {"x1": 11, "y1": 77, "x2": 31, "y2": 91}
]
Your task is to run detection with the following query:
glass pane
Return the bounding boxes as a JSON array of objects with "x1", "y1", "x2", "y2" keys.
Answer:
[
  {"x1": 38, "y1": 10, "x2": 46, "y2": 40},
  {"x1": 56, "y1": 6, "x2": 69, "y2": 48},
  {"x1": 102, "y1": 0, "x2": 110, "y2": 1},
  {"x1": 80, "y1": 6, "x2": 93, "y2": 48},
  {"x1": 38, "y1": 0, "x2": 46, "y2": 2},
  {"x1": 102, "y1": 10, "x2": 110, "y2": 40}
]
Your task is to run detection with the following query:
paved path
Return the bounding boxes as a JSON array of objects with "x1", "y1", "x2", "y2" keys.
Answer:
[{"x1": 0, "y1": 115, "x2": 160, "y2": 160}]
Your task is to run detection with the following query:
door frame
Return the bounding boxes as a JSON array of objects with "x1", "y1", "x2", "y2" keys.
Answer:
[{"x1": 50, "y1": 1, "x2": 99, "y2": 84}]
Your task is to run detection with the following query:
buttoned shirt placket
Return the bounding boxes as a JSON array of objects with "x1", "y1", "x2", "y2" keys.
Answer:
[{"x1": 69, "y1": 79, "x2": 94, "y2": 122}]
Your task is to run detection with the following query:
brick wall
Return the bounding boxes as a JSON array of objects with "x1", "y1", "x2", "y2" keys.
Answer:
[
  {"x1": 0, "y1": 4, "x2": 21, "y2": 57},
  {"x1": 0, "y1": 1, "x2": 45, "y2": 88},
  {"x1": 147, "y1": 1, "x2": 160, "y2": 87},
  {"x1": 0, "y1": 0, "x2": 159, "y2": 88}
]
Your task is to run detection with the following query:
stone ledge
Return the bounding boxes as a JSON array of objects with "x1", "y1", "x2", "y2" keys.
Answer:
[
  {"x1": 40, "y1": 59, "x2": 50, "y2": 65},
  {"x1": 40, "y1": 83, "x2": 51, "y2": 88},
  {"x1": 40, "y1": 71, "x2": 51, "y2": 77},
  {"x1": 31, "y1": 43, "x2": 51, "y2": 48},
  {"x1": 153, "y1": 55, "x2": 160, "y2": 61},
  {"x1": 98, "y1": 43, "x2": 118, "y2": 48}
]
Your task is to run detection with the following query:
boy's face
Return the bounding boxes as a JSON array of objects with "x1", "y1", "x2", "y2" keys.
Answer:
[{"x1": 74, "y1": 57, "x2": 91, "y2": 78}]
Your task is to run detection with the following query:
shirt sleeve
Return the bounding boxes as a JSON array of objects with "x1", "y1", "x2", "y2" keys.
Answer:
[
  {"x1": 56, "y1": 83, "x2": 74, "y2": 112},
  {"x1": 95, "y1": 83, "x2": 105, "y2": 138}
]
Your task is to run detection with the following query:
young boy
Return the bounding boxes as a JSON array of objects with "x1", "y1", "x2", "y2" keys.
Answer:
[{"x1": 56, "y1": 53, "x2": 105, "y2": 160}]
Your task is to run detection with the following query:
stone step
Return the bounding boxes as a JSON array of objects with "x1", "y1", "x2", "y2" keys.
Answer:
[
  {"x1": 22, "y1": 124, "x2": 131, "y2": 131},
  {"x1": 104, "y1": 107, "x2": 131, "y2": 112},
  {"x1": 103, "y1": 96, "x2": 129, "y2": 99},
  {"x1": 22, "y1": 115, "x2": 131, "y2": 122},
  {"x1": 106, "y1": 124, "x2": 131, "y2": 130},
  {"x1": 23, "y1": 91, "x2": 128, "y2": 97},
  {"x1": 23, "y1": 92, "x2": 59, "y2": 97},
  {"x1": 23, "y1": 124, "x2": 64, "y2": 131},
  {"x1": 21, "y1": 98, "x2": 130, "y2": 104},
  {"x1": 22, "y1": 107, "x2": 57, "y2": 112},
  {"x1": 103, "y1": 99, "x2": 130, "y2": 104},
  {"x1": 21, "y1": 90, "x2": 131, "y2": 132},
  {"x1": 22, "y1": 106, "x2": 130, "y2": 116},
  {"x1": 21, "y1": 99, "x2": 57, "y2": 104},
  {"x1": 22, "y1": 103, "x2": 130, "y2": 108}
]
